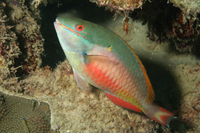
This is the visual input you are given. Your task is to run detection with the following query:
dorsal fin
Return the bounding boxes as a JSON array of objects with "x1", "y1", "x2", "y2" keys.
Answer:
[{"x1": 124, "y1": 42, "x2": 155, "y2": 103}]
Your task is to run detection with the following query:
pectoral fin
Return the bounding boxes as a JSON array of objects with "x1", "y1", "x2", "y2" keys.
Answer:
[
  {"x1": 72, "y1": 68, "x2": 90, "y2": 91},
  {"x1": 82, "y1": 54, "x2": 119, "y2": 66}
]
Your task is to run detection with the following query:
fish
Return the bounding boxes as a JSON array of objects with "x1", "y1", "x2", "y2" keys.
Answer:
[
  {"x1": 31, "y1": 100, "x2": 36, "y2": 111},
  {"x1": 54, "y1": 17, "x2": 176, "y2": 126},
  {"x1": 22, "y1": 118, "x2": 30, "y2": 133}
]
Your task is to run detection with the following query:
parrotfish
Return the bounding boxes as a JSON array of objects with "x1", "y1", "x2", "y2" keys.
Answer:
[{"x1": 54, "y1": 17, "x2": 176, "y2": 126}]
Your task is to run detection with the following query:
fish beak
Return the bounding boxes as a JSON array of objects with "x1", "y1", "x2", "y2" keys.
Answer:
[{"x1": 54, "y1": 19, "x2": 61, "y2": 25}]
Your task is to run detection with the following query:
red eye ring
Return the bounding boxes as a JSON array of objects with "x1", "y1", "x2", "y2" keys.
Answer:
[{"x1": 75, "y1": 25, "x2": 84, "y2": 32}]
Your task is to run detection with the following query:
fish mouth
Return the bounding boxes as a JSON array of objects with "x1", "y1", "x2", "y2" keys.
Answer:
[{"x1": 54, "y1": 19, "x2": 61, "y2": 25}]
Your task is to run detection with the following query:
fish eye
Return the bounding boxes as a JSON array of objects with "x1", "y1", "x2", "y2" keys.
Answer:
[{"x1": 75, "y1": 24, "x2": 84, "y2": 32}]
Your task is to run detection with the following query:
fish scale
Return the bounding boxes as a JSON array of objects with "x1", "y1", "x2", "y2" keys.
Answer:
[
  {"x1": 54, "y1": 17, "x2": 176, "y2": 126},
  {"x1": 83, "y1": 51, "x2": 139, "y2": 99}
]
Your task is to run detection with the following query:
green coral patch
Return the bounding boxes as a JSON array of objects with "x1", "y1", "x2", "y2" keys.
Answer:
[{"x1": 0, "y1": 91, "x2": 51, "y2": 132}]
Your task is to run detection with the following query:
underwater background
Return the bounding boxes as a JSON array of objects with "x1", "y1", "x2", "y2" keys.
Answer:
[{"x1": 0, "y1": 0, "x2": 200, "y2": 132}]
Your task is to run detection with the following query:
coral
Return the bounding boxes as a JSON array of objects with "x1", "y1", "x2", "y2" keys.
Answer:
[
  {"x1": 90, "y1": 0, "x2": 145, "y2": 11},
  {"x1": 130, "y1": 0, "x2": 177, "y2": 41},
  {"x1": 169, "y1": 0, "x2": 200, "y2": 17},
  {"x1": 131, "y1": 0, "x2": 200, "y2": 52},
  {"x1": 0, "y1": 3, "x2": 55, "y2": 131},
  {"x1": 0, "y1": 2, "x2": 21, "y2": 87},
  {"x1": 0, "y1": 95, "x2": 6, "y2": 120},
  {"x1": 0, "y1": 0, "x2": 45, "y2": 78},
  {"x1": 168, "y1": 11, "x2": 200, "y2": 51},
  {"x1": 0, "y1": 0, "x2": 45, "y2": 91},
  {"x1": 180, "y1": 90, "x2": 200, "y2": 131},
  {"x1": 0, "y1": 91, "x2": 51, "y2": 132},
  {"x1": 90, "y1": 0, "x2": 146, "y2": 14},
  {"x1": 170, "y1": 63, "x2": 200, "y2": 132},
  {"x1": 123, "y1": 17, "x2": 131, "y2": 35},
  {"x1": 31, "y1": 0, "x2": 47, "y2": 8},
  {"x1": 6, "y1": 0, "x2": 44, "y2": 74},
  {"x1": 89, "y1": 0, "x2": 146, "y2": 36},
  {"x1": 7, "y1": 0, "x2": 24, "y2": 7}
]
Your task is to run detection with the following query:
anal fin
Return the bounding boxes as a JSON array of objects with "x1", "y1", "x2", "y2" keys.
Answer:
[{"x1": 105, "y1": 92, "x2": 142, "y2": 113}]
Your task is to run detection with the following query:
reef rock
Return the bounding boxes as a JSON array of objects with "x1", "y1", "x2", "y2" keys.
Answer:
[{"x1": 90, "y1": 0, "x2": 146, "y2": 12}]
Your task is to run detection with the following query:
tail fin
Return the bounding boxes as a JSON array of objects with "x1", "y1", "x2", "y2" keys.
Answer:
[{"x1": 145, "y1": 104, "x2": 176, "y2": 127}]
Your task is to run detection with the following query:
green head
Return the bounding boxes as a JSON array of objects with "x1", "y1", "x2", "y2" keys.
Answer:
[{"x1": 54, "y1": 17, "x2": 99, "y2": 53}]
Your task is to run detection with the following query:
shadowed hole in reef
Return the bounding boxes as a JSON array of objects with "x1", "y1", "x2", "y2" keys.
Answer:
[
  {"x1": 140, "y1": 57, "x2": 181, "y2": 111},
  {"x1": 131, "y1": 0, "x2": 200, "y2": 57},
  {"x1": 140, "y1": 57, "x2": 182, "y2": 131},
  {"x1": 40, "y1": 1, "x2": 114, "y2": 69}
]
